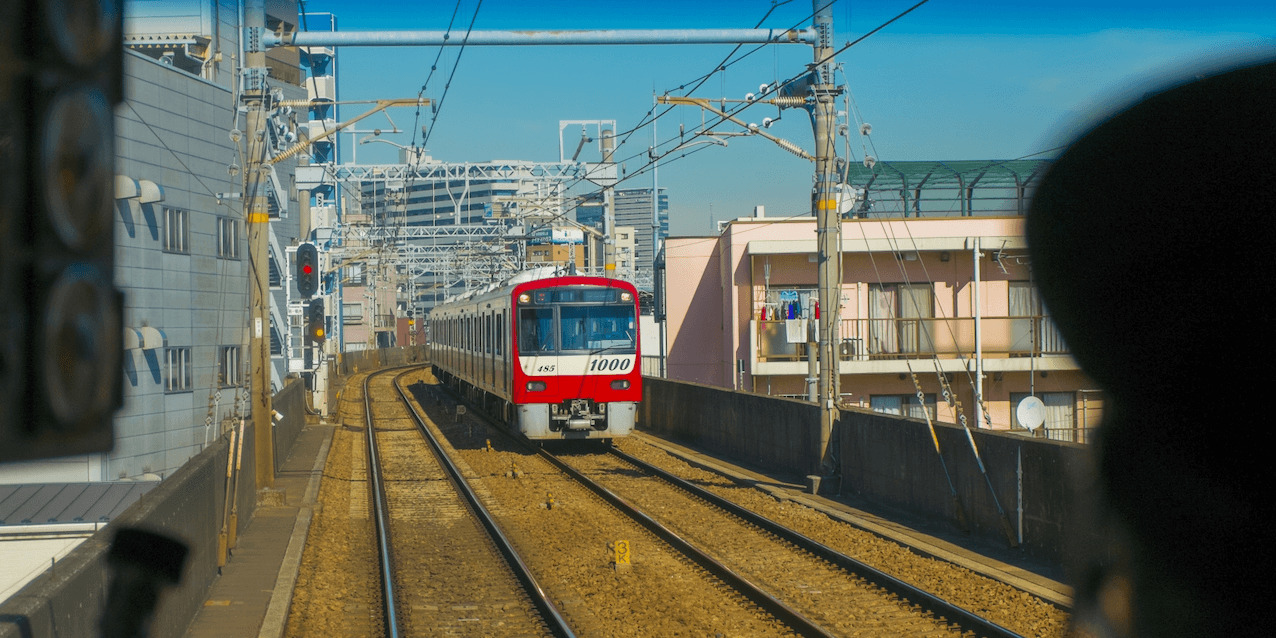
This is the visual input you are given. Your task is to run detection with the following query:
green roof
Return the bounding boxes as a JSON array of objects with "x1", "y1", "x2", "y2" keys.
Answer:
[
  {"x1": 844, "y1": 159, "x2": 1051, "y2": 189},
  {"x1": 840, "y1": 159, "x2": 1053, "y2": 217}
]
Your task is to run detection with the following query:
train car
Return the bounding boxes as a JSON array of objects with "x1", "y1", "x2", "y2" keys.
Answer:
[{"x1": 429, "y1": 270, "x2": 641, "y2": 441}]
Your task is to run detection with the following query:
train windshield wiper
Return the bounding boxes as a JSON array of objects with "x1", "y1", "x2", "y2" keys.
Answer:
[{"x1": 587, "y1": 343, "x2": 635, "y2": 356}]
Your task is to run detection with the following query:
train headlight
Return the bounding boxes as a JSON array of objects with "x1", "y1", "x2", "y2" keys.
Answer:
[
  {"x1": 620, "y1": 292, "x2": 632, "y2": 302},
  {"x1": 526, "y1": 381, "x2": 547, "y2": 392},
  {"x1": 518, "y1": 293, "x2": 530, "y2": 303},
  {"x1": 610, "y1": 380, "x2": 630, "y2": 390}
]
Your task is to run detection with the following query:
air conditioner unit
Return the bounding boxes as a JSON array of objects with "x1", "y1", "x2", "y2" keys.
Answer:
[{"x1": 839, "y1": 337, "x2": 867, "y2": 361}]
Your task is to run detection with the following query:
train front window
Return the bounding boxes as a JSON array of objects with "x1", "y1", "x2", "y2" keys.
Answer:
[
  {"x1": 519, "y1": 308, "x2": 556, "y2": 353},
  {"x1": 559, "y1": 305, "x2": 636, "y2": 353}
]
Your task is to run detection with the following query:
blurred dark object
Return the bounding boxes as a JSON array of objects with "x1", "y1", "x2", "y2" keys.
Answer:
[
  {"x1": 1, "y1": 0, "x2": 125, "y2": 462},
  {"x1": 99, "y1": 527, "x2": 188, "y2": 638},
  {"x1": 1028, "y1": 58, "x2": 1276, "y2": 637}
]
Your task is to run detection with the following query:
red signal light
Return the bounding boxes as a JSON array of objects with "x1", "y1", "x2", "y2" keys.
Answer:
[{"x1": 302, "y1": 264, "x2": 313, "y2": 274}]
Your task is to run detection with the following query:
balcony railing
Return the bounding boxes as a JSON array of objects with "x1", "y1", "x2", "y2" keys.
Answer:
[{"x1": 757, "y1": 315, "x2": 1066, "y2": 362}]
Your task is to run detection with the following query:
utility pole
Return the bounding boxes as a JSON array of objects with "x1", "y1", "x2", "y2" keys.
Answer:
[
  {"x1": 600, "y1": 128, "x2": 617, "y2": 278},
  {"x1": 244, "y1": 0, "x2": 273, "y2": 489},
  {"x1": 811, "y1": 0, "x2": 842, "y2": 476}
]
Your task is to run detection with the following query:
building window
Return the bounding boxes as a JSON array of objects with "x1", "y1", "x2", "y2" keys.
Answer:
[
  {"x1": 217, "y1": 217, "x2": 240, "y2": 259},
  {"x1": 343, "y1": 302, "x2": 363, "y2": 325},
  {"x1": 163, "y1": 207, "x2": 189, "y2": 253},
  {"x1": 347, "y1": 264, "x2": 366, "y2": 285},
  {"x1": 164, "y1": 347, "x2": 192, "y2": 392},
  {"x1": 1009, "y1": 281, "x2": 1066, "y2": 354},
  {"x1": 870, "y1": 393, "x2": 937, "y2": 421},
  {"x1": 868, "y1": 283, "x2": 934, "y2": 355},
  {"x1": 217, "y1": 346, "x2": 242, "y2": 387}
]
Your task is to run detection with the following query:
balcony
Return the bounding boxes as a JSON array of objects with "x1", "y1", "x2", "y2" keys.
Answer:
[{"x1": 752, "y1": 315, "x2": 1073, "y2": 376}]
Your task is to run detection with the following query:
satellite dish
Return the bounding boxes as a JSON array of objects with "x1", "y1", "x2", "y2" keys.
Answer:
[{"x1": 1016, "y1": 396, "x2": 1046, "y2": 432}]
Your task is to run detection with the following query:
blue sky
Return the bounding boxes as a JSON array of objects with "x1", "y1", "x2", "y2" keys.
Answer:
[{"x1": 300, "y1": 0, "x2": 1274, "y2": 235}]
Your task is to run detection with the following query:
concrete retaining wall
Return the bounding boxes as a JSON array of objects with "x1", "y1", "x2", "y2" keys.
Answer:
[
  {"x1": 639, "y1": 377, "x2": 823, "y2": 476},
  {"x1": 334, "y1": 345, "x2": 429, "y2": 377},
  {"x1": 640, "y1": 377, "x2": 1088, "y2": 563},
  {"x1": 272, "y1": 379, "x2": 308, "y2": 474},
  {"x1": 326, "y1": 345, "x2": 430, "y2": 415},
  {"x1": 838, "y1": 407, "x2": 1086, "y2": 563}
]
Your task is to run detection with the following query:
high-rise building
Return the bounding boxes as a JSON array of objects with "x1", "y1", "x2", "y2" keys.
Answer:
[{"x1": 576, "y1": 188, "x2": 668, "y2": 287}]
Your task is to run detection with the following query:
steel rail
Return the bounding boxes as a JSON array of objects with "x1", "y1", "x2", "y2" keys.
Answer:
[
  {"x1": 392, "y1": 374, "x2": 576, "y2": 638},
  {"x1": 362, "y1": 367, "x2": 402, "y2": 638},
  {"x1": 268, "y1": 28, "x2": 816, "y2": 49},
  {"x1": 534, "y1": 447, "x2": 836, "y2": 638},
  {"x1": 607, "y1": 447, "x2": 1035, "y2": 638},
  {"x1": 429, "y1": 375, "x2": 831, "y2": 636}
]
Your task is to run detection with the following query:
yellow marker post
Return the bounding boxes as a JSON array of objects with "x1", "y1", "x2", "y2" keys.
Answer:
[{"x1": 612, "y1": 539, "x2": 631, "y2": 573}]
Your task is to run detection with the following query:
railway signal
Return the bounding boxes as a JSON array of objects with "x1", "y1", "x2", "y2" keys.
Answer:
[
  {"x1": 295, "y1": 242, "x2": 318, "y2": 298},
  {"x1": 305, "y1": 298, "x2": 326, "y2": 346},
  {"x1": 1, "y1": 0, "x2": 124, "y2": 461}
]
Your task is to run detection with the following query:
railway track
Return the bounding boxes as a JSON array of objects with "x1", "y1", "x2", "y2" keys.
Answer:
[
  {"x1": 363, "y1": 366, "x2": 569, "y2": 637},
  {"x1": 291, "y1": 367, "x2": 1064, "y2": 636},
  {"x1": 559, "y1": 447, "x2": 1026, "y2": 637},
  {"x1": 416, "y1": 371, "x2": 1042, "y2": 637}
]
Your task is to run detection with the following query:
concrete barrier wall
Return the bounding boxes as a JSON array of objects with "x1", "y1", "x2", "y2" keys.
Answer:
[
  {"x1": 640, "y1": 377, "x2": 1088, "y2": 564},
  {"x1": 272, "y1": 379, "x2": 308, "y2": 473},
  {"x1": 0, "y1": 424, "x2": 258, "y2": 638},
  {"x1": 838, "y1": 407, "x2": 1087, "y2": 562},
  {"x1": 639, "y1": 377, "x2": 823, "y2": 476},
  {"x1": 333, "y1": 345, "x2": 429, "y2": 378},
  {"x1": 325, "y1": 346, "x2": 430, "y2": 415}
]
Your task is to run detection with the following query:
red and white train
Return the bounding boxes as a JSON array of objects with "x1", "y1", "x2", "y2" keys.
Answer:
[{"x1": 428, "y1": 271, "x2": 642, "y2": 441}]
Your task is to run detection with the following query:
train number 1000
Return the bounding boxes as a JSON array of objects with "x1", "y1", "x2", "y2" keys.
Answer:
[{"x1": 589, "y1": 357, "x2": 633, "y2": 372}]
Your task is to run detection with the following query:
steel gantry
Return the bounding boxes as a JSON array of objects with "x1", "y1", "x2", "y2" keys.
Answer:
[{"x1": 252, "y1": 4, "x2": 839, "y2": 476}]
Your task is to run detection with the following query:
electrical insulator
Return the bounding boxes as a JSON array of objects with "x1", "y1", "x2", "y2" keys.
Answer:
[
  {"x1": 770, "y1": 96, "x2": 807, "y2": 108},
  {"x1": 2, "y1": 0, "x2": 124, "y2": 461},
  {"x1": 775, "y1": 138, "x2": 813, "y2": 160}
]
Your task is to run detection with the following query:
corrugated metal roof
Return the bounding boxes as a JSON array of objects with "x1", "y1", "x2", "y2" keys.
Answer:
[{"x1": 0, "y1": 482, "x2": 156, "y2": 526}]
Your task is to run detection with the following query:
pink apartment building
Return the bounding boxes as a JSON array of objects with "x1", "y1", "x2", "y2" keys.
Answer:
[{"x1": 663, "y1": 212, "x2": 1102, "y2": 442}]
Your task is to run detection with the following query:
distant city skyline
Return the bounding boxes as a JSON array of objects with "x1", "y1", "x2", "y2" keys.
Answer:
[{"x1": 303, "y1": 0, "x2": 1274, "y2": 234}]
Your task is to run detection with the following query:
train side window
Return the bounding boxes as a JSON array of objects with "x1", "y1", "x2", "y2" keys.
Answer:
[
  {"x1": 496, "y1": 313, "x2": 503, "y2": 356},
  {"x1": 519, "y1": 308, "x2": 555, "y2": 353}
]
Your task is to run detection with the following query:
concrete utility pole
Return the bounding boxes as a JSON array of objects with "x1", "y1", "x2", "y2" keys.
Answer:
[
  {"x1": 810, "y1": 0, "x2": 842, "y2": 476},
  {"x1": 600, "y1": 128, "x2": 616, "y2": 277},
  {"x1": 244, "y1": 0, "x2": 273, "y2": 489}
]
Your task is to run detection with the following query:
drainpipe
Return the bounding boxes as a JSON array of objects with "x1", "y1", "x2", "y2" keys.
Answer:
[{"x1": 973, "y1": 238, "x2": 984, "y2": 428}]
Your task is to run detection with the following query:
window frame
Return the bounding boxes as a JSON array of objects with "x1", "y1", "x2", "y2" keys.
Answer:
[
  {"x1": 164, "y1": 346, "x2": 193, "y2": 393},
  {"x1": 217, "y1": 345, "x2": 242, "y2": 387},
  {"x1": 163, "y1": 207, "x2": 190, "y2": 254},
  {"x1": 216, "y1": 216, "x2": 240, "y2": 259}
]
